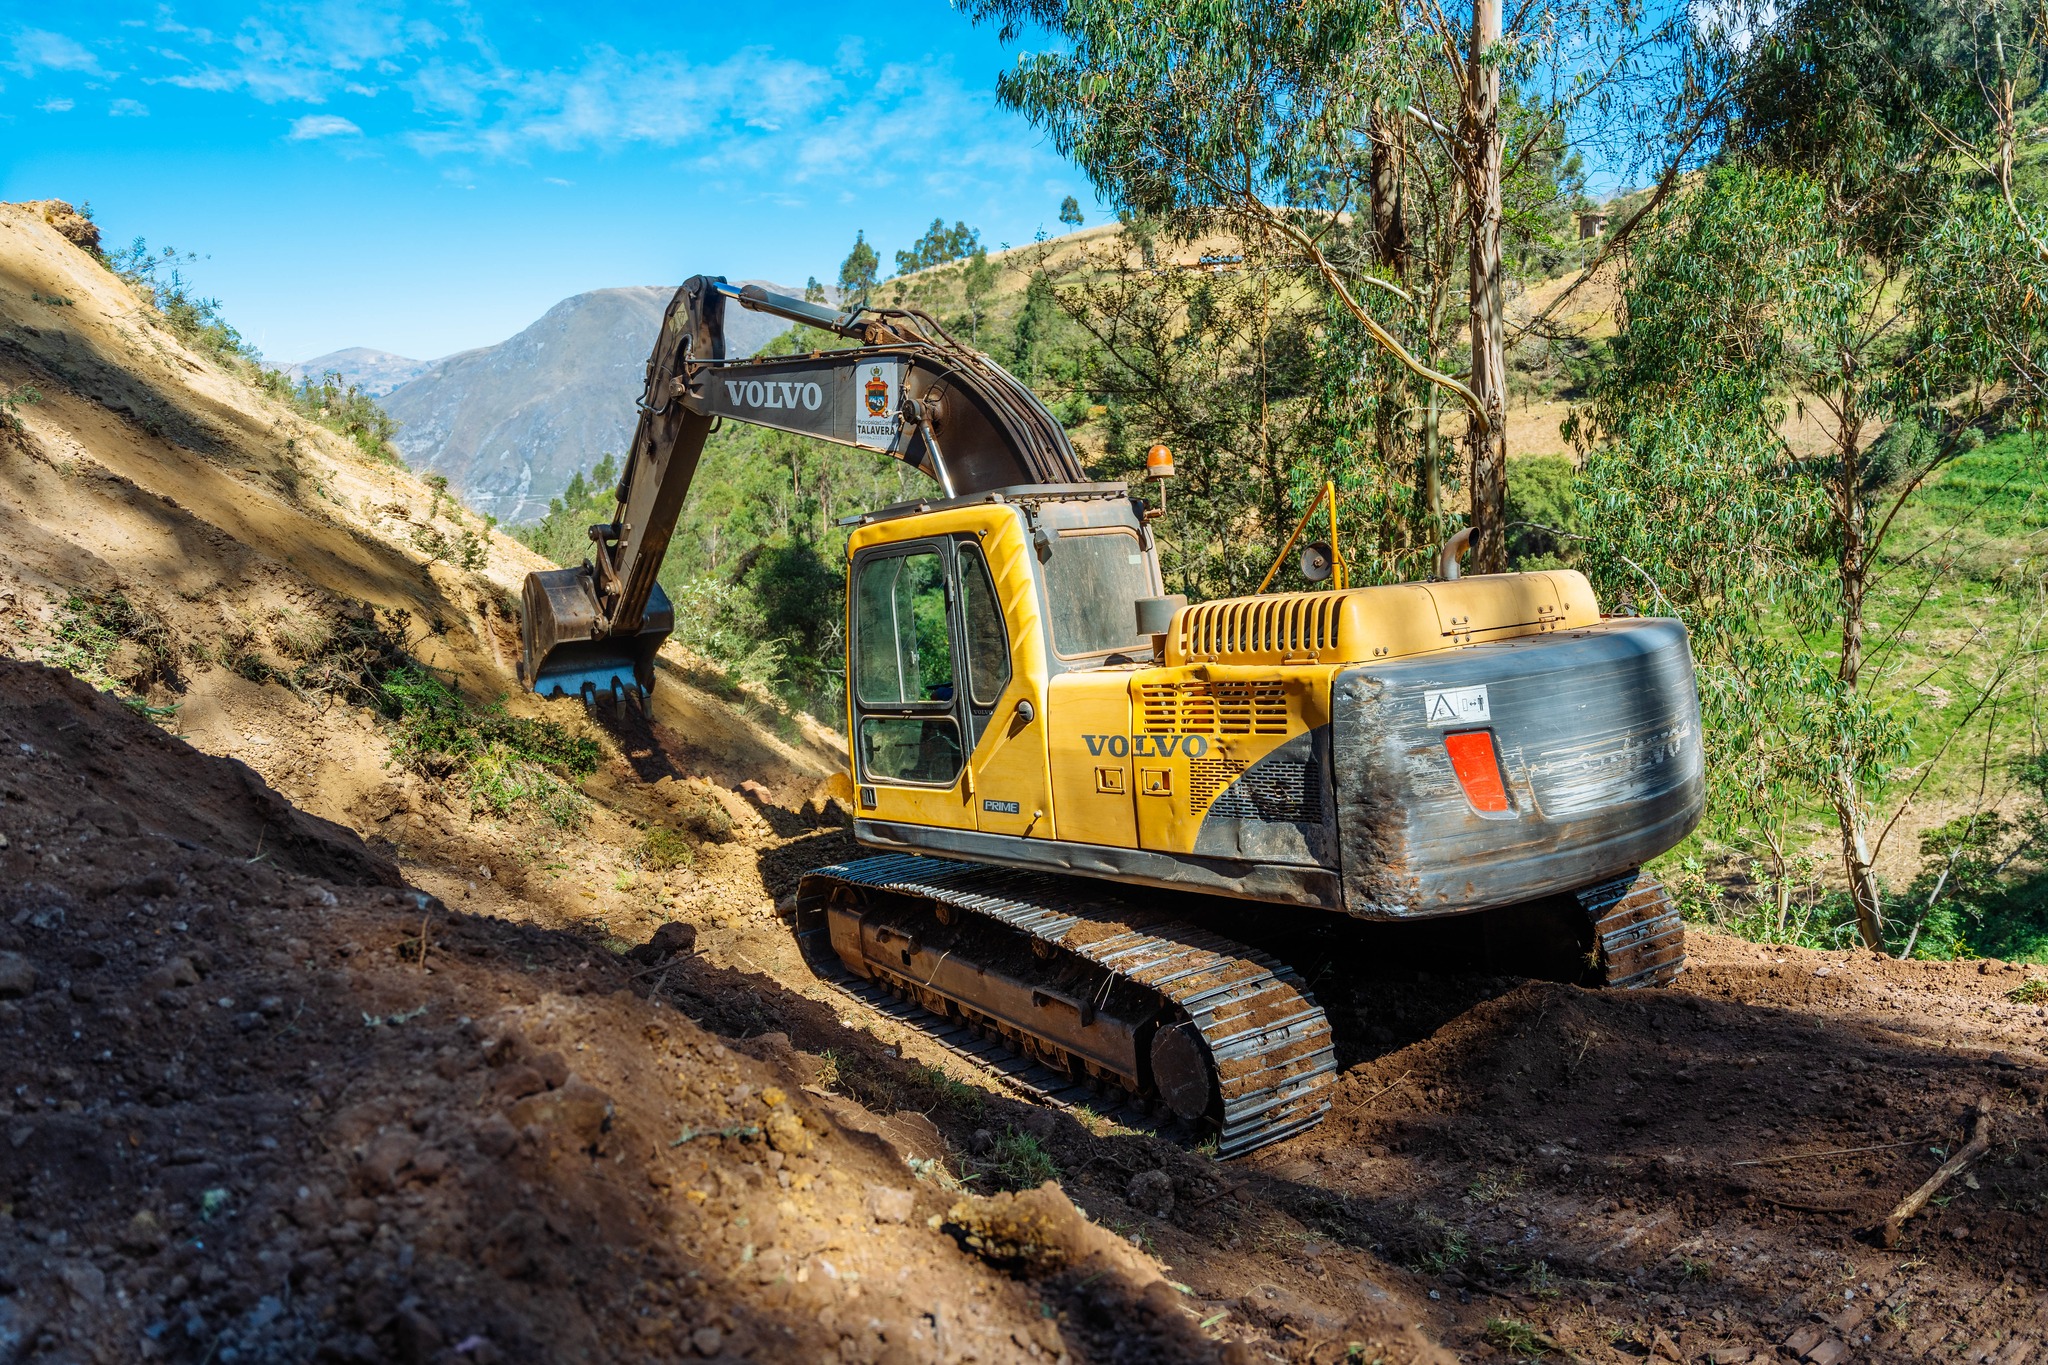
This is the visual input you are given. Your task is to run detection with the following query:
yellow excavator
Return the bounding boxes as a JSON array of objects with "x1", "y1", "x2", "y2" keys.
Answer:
[{"x1": 519, "y1": 277, "x2": 1703, "y2": 1155}]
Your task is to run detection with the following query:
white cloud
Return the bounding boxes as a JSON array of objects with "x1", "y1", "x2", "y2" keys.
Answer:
[
  {"x1": 288, "y1": 113, "x2": 362, "y2": 140},
  {"x1": 155, "y1": 1, "x2": 436, "y2": 104},
  {"x1": 109, "y1": 97, "x2": 150, "y2": 116},
  {"x1": 8, "y1": 29, "x2": 103, "y2": 76},
  {"x1": 39, "y1": 97, "x2": 74, "y2": 112}
]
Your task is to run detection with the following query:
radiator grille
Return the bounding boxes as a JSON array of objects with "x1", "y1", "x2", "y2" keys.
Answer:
[
  {"x1": 1205, "y1": 760, "x2": 1322, "y2": 824},
  {"x1": 1178, "y1": 593, "x2": 1343, "y2": 663},
  {"x1": 1137, "y1": 680, "x2": 1289, "y2": 735}
]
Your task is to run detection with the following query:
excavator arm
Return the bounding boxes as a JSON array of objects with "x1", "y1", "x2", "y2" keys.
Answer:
[{"x1": 518, "y1": 274, "x2": 1085, "y2": 702}]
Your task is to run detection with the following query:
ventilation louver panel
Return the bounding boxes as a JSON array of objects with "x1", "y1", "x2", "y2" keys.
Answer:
[
  {"x1": 1178, "y1": 592, "x2": 1343, "y2": 664},
  {"x1": 1205, "y1": 760, "x2": 1321, "y2": 823},
  {"x1": 1136, "y1": 680, "x2": 1289, "y2": 735}
]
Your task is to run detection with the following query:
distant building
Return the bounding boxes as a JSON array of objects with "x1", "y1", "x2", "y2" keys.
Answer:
[{"x1": 1578, "y1": 210, "x2": 1611, "y2": 241}]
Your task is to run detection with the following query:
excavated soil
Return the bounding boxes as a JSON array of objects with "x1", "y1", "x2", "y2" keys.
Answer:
[{"x1": 3, "y1": 200, "x2": 2045, "y2": 1363}]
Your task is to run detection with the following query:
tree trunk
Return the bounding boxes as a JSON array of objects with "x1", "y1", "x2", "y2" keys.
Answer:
[
  {"x1": 1835, "y1": 421, "x2": 1885, "y2": 951},
  {"x1": 1464, "y1": 0, "x2": 1510, "y2": 574},
  {"x1": 1370, "y1": 105, "x2": 1410, "y2": 278},
  {"x1": 1420, "y1": 381, "x2": 1444, "y2": 533},
  {"x1": 1835, "y1": 774, "x2": 1886, "y2": 950}
]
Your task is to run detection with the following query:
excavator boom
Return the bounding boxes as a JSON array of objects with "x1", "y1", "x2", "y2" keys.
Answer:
[{"x1": 519, "y1": 276, "x2": 1081, "y2": 702}]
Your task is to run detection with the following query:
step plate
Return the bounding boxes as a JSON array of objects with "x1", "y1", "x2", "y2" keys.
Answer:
[{"x1": 797, "y1": 855, "x2": 1338, "y2": 1158}]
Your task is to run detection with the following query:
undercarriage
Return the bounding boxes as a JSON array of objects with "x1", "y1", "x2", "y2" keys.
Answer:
[{"x1": 796, "y1": 856, "x2": 1686, "y2": 1156}]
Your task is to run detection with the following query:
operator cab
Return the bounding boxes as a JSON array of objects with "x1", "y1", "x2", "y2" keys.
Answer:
[{"x1": 840, "y1": 482, "x2": 1164, "y2": 840}]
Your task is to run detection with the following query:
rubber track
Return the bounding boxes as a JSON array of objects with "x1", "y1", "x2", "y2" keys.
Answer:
[
  {"x1": 798, "y1": 856, "x2": 1339, "y2": 1158},
  {"x1": 1576, "y1": 872, "x2": 1687, "y2": 989}
]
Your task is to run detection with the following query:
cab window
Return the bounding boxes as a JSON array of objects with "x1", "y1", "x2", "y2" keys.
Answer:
[
  {"x1": 852, "y1": 549, "x2": 962, "y2": 786},
  {"x1": 1045, "y1": 528, "x2": 1152, "y2": 659},
  {"x1": 958, "y1": 541, "x2": 1011, "y2": 707},
  {"x1": 854, "y1": 552, "x2": 955, "y2": 707}
]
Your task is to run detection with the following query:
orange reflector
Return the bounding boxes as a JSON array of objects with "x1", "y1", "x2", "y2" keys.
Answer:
[{"x1": 1444, "y1": 730, "x2": 1511, "y2": 813}]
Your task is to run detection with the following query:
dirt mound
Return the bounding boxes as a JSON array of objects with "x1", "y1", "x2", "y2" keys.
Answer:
[
  {"x1": 0, "y1": 656, "x2": 1260, "y2": 1363},
  {"x1": 15, "y1": 201, "x2": 99, "y2": 256}
]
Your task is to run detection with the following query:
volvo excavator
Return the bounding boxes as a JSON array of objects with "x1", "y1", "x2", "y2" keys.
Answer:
[{"x1": 519, "y1": 276, "x2": 1703, "y2": 1156}]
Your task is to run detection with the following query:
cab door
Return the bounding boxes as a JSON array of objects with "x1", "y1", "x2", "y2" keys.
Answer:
[
  {"x1": 956, "y1": 533, "x2": 1052, "y2": 838},
  {"x1": 848, "y1": 542, "x2": 976, "y2": 831}
]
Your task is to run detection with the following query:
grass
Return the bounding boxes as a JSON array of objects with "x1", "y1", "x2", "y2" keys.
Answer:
[
  {"x1": 639, "y1": 827, "x2": 697, "y2": 871},
  {"x1": 982, "y1": 1130, "x2": 1060, "y2": 1190},
  {"x1": 1484, "y1": 1317, "x2": 1554, "y2": 1359},
  {"x1": 37, "y1": 592, "x2": 181, "y2": 722},
  {"x1": 2008, "y1": 978, "x2": 2048, "y2": 1004},
  {"x1": 1921, "y1": 430, "x2": 2048, "y2": 539},
  {"x1": 376, "y1": 665, "x2": 601, "y2": 827},
  {"x1": 1416, "y1": 1224, "x2": 1471, "y2": 1276}
]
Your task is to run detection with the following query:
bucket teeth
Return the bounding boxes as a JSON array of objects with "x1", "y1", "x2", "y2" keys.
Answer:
[{"x1": 796, "y1": 857, "x2": 1337, "y2": 1158}]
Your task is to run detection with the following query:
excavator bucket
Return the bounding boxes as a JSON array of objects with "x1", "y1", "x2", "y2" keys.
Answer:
[{"x1": 518, "y1": 566, "x2": 673, "y2": 703}]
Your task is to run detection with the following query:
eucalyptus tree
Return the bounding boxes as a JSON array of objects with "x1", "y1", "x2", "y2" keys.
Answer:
[
  {"x1": 1572, "y1": 0, "x2": 2047, "y2": 950},
  {"x1": 961, "y1": 0, "x2": 1713, "y2": 571}
]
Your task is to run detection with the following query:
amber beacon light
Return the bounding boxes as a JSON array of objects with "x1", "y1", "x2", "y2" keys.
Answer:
[{"x1": 1145, "y1": 443, "x2": 1176, "y2": 479}]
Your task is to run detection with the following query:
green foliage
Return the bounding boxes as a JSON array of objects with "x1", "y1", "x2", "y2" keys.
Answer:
[
  {"x1": 518, "y1": 429, "x2": 899, "y2": 717},
  {"x1": 1890, "y1": 753, "x2": 2048, "y2": 962},
  {"x1": 961, "y1": 247, "x2": 999, "y2": 343},
  {"x1": 41, "y1": 592, "x2": 179, "y2": 700},
  {"x1": 252, "y1": 368, "x2": 403, "y2": 464},
  {"x1": 515, "y1": 453, "x2": 621, "y2": 564},
  {"x1": 1570, "y1": 110, "x2": 2045, "y2": 947},
  {"x1": 376, "y1": 666, "x2": 600, "y2": 827},
  {"x1": 638, "y1": 827, "x2": 696, "y2": 871},
  {"x1": 0, "y1": 383, "x2": 40, "y2": 435},
  {"x1": 1484, "y1": 1317, "x2": 1552, "y2": 1359},
  {"x1": 108, "y1": 238, "x2": 255, "y2": 365},
  {"x1": 838, "y1": 231, "x2": 879, "y2": 308},
  {"x1": 895, "y1": 218, "x2": 981, "y2": 275},
  {"x1": 1059, "y1": 195, "x2": 1085, "y2": 227},
  {"x1": 982, "y1": 1130, "x2": 1060, "y2": 1190},
  {"x1": 1504, "y1": 456, "x2": 1583, "y2": 568}
]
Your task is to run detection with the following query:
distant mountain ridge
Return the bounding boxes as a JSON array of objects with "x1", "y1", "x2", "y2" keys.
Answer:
[
  {"x1": 284, "y1": 346, "x2": 432, "y2": 398},
  {"x1": 310, "y1": 283, "x2": 803, "y2": 524}
]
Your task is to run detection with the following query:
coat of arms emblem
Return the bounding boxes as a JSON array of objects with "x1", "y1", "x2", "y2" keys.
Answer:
[{"x1": 864, "y1": 366, "x2": 890, "y2": 417}]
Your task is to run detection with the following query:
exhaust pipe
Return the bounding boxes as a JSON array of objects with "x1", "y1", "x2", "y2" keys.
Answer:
[{"x1": 1436, "y1": 526, "x2": 1474, "y2": 581}]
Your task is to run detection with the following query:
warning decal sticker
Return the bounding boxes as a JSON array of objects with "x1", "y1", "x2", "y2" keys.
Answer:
[{"x1": 1423, "y1": 684, "x2": 1491, "y2": 726}]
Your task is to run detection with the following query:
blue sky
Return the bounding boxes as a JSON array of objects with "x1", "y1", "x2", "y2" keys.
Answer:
[{"x1": 2, "y1": 3, "x2": 1101, "y2": 362}]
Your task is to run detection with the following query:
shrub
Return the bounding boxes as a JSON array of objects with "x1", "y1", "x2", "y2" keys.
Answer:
[
  {"x1": 983, "y1": 1130, "x2": 1059, "y2": 1190},
  {"x1": 107, "y1": 239, "x2": 254, "y2": 366},
  {"x1": 1504, "y1": 455, "x2": 1583, "y2": 568},
  {"x1": 376, "y1": 666, "x2": 601, "y2": 827}
]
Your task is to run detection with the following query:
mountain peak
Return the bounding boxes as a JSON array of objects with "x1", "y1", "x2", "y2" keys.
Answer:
[{"x1": 374, "y1": 283, "x2": 801, "y2": 523}]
